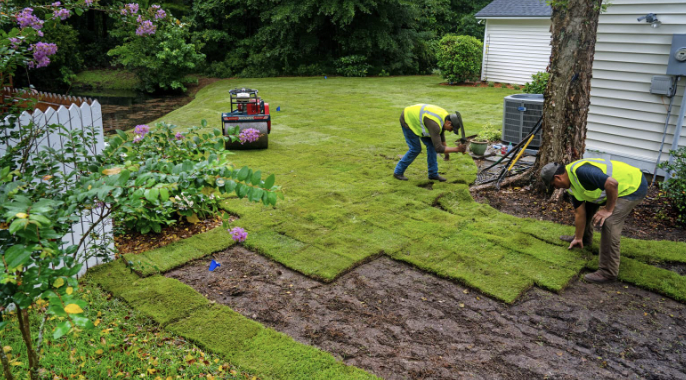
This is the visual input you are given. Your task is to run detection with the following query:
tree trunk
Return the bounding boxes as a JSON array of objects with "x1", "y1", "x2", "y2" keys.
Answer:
[
  {"x1": 16, "y1": 307, "x2": 40, "y2": 380},
  {"x1": 534, "y1": 0, "x2": 603, "y2": 187}
]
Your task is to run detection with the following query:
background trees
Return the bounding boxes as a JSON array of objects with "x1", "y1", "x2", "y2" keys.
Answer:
[{"x1": 6, "y1": 0, "x2": 491, "y2": 90}]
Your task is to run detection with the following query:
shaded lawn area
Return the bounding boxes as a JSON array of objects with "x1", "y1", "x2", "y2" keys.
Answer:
[{"x1": 131, "y1": 76, "x2": 686, "y2": 304}]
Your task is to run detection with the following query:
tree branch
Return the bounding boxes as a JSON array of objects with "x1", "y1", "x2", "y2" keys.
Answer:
[
  {"x1": 35, "y1": 314, "x2": 48, "y2": 356},
  {"x1": 73, "y1": 207, "x2": 113, "y2": 260}
]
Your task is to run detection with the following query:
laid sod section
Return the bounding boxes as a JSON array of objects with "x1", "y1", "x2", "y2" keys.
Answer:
[
  {"x1": 89, "y1": 261, "x2": 379, "y2": 380},
  {"x1": 124, "y1": 226, "x2": 236, "y2": 276},
  {"x1": 147, "y1": 76, "x2": 686, "y2": 303}
]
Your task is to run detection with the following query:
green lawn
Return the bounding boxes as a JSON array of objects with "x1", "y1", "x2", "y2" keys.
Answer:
[{"x1": 130, "y1": 75, "x2": 686, "y2": 303}]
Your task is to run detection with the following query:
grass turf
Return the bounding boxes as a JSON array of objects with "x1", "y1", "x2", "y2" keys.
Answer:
[{"x1": 126, "y1": 75, "x2": 686, "y2": 304}]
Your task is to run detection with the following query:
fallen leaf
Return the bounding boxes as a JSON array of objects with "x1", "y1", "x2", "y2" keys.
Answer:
[
  {"x1": 102, "y1": 167, "x2": 122, "y2": 176},
  {"x1": 3, "y1": 346, "x2": 11, "y2": 353},
  {"x1": 95, "y1": 349, "x2": 104, "y2": 355},
  {"x1": 64, "y1": 304, "x2": 84, "y2": 314}
]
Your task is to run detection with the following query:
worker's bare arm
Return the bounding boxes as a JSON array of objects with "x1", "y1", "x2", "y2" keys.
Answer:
[{"x1": 569, "y1": 204, "x2": 586, "y2": 250}]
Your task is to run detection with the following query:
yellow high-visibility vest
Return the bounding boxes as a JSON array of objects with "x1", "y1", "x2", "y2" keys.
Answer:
[
  {"x1": 566, "y1": 158, "x2": 643, "y2": 204},
  {"x1": 403, "y1": 104, "x2": 449, "y2": 137}
]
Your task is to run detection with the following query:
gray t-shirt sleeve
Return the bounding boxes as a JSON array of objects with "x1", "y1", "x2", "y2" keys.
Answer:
[{"x1": 423, "y1": 116, "x2": 446, "y2": 153}]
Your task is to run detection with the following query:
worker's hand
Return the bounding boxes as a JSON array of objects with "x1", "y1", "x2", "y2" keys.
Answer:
[
  {"x1": 443, "y1": 153, "x2": 450, "y2": 161},
  {"x1": 456, "y1": 143, "x2": 467, "y2": 154},
  {"x1": 592, "y1": 208, "x2": 613, "y2": 227},
  {"x1": 568, "y1": 238, "x2": 584, "y2": 250}
]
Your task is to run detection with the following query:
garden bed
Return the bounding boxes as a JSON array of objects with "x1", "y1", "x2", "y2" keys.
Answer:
[{"x1": 167, "y1": 246, "x2": 686, "y2": 380}]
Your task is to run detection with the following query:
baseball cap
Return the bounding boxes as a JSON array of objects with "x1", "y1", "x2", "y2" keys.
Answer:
[
  {"x1": 540, "y1": 162, "x2": 563, "y2": 186},
  {"x1": 448, "y1": 112, "x2": 464, "y2": 135}
]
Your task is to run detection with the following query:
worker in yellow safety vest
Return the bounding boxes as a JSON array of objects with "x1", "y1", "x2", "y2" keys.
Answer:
[
  {"x1": 540, "y1": 158, "x2": 648, "y2": 283},
  {"x1": 393, "y1": 104, "x2": 468, "y2": 182}
]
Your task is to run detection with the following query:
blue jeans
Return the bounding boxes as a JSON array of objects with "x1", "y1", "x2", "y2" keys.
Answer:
[{"x1": 394, "y1": 126, "x2": 438, "y2": 177}]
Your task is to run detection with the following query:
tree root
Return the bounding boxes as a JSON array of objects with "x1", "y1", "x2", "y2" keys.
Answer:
[{"x1": 471, "y1": 168, "x2": 534, "y2": 192}]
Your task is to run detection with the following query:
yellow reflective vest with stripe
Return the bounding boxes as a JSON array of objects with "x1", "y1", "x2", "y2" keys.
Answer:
[
  {"x1": 566, "y1": 158, "x2": 643, "y2": 204},
  {"x1": 403, "y1": 104, "x2": 449, "y2": 137}
]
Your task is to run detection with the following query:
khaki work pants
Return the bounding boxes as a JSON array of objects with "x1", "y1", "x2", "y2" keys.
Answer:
[{"x1": 582, "y1": 197, "x2": 644, "y2": 278}]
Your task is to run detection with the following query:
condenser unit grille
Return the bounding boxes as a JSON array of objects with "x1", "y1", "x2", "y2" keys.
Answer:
[{"x1": 502, "y1": 94, "x2": 544, "y2": 148}]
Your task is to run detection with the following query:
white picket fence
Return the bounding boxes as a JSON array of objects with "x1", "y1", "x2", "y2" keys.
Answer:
[{"x1": 1, "y1": 100, "x2": 115, "y2": 277}]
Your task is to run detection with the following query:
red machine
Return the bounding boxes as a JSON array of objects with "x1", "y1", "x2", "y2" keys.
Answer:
[{"x1": 221, "y1": 88, "x2": 271, "y2": 149}]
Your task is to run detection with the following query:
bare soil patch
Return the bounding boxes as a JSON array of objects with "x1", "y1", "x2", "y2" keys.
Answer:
[
  {"x1": 471, "y1": 185, "x2": 685, "y2": 243},
  {"x1": 167, "y1": 247, "x2": 686, "y2": 380}
]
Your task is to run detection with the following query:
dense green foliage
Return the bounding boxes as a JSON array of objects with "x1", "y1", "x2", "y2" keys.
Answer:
[
  {"x1": 658, "y1": 147, "x2": 686, "y2": 225},
  {"x1": 436, "y1": 34, "x2": 483, "y2": 84},
  {"x1": 8, "y1": 0, "x2": 492, "y2": 90},
  {"x1": 102, "y1": 122, "x2": 281, "y2": 234},
  {"x1": 107, "y1": 6, "x2": 205, "y2": 92},
  {"x1": 523, "y1": 71, "x2": 550, "y2": 94}
]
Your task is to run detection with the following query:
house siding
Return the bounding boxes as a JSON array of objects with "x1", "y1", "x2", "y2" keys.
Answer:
[
  {"x1": 586, "y1": 0, "x2": 686, "y2": 174},
  {"x1": 481, "y1": 19, "x2": 552, "y2": 85}
]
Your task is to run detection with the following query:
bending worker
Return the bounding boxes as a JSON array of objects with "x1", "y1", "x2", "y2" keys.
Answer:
[
  {"x1": 540, "y1": 158, "x2": 648, "y2": 283},
  {"x1": 393, "y1": 104, "x2": 467, "y2": 182}
]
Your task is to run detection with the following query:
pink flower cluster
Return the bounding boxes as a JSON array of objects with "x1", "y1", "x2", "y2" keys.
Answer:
[
  {"x1": 133, "y1": 124, "x2": 149, "y2": 143},
  {"x1": 121, "y1": 3, "x2": 139, "y2": 15},
  {"x1": 85, "y1": 0, "x2": 94, "y2": 5},
  {"x1": 16, "y1": 8, "x2": 44, "y2": 34},
  {"x1": 175, "y1": 132, "x2": 184, "y2": 140},
  {"x1": 150, "y1": 5, "x2": 167, "y2": 20},
  {"x1": 229, "y1": 227, "x2": 248, "y2": 242},
  {"x1": 238, "y1": 128, "x2": 262, "y2": 144},
  {"x1": 28, "y1": 42, "x2": 58, "y2": 69},
  {"x1": 53, "y1": 8, "x2": 71, "y2": 21},
  {"x1": 136, "y1": 20, "x2": 156, "y2": 36}
]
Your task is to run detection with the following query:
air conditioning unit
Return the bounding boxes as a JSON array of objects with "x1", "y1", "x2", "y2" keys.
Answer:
[{"x1": 502, "y1": 94, "x2": 544, "y2": 148}]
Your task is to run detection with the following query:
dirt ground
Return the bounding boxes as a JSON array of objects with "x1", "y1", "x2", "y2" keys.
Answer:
[
  {"x1": 471, "y1": 185, "x2": 685, "y2": 244},
  {"x1": 167, "y1": 247, "x2": 686, "y2": 380}
]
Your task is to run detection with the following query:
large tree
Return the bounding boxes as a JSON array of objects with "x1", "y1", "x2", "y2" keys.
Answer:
[{"x1": 535, "y1": 0, "x2": 604, "y2": 175}]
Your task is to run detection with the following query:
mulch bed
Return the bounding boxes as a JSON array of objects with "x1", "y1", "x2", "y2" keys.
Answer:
[
  {"x1": 471, "y1": 185, "x2": 686, "y2": 243},
  {"x1": 440, "y1": 80, "x2": 520, "y2": 89},
  {"x1": 114, "y1": 216, "x2": 223, "y2": 255}
]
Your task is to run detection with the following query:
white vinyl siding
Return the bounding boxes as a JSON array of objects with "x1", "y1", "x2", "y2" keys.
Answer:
[
  {"x1": 481, "y1": 19, "x2": 552, "y2": 85},
  {"x1": 586, "y1": 0, "x2": 686, "y2": 174}
]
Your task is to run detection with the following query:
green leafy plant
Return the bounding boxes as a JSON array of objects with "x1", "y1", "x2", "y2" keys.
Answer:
[
  {"x1": 513, "y1": 85, "x2": 521, "y2": 90},
  {"x1": 436, "y1": 34, "x2": 483, "y2": 84},
  {"x1": 99, "y1": 121, "x2": 281, "y2": 235},
  {"x1": 658, "y1": 147, "x2": 686, "y2": 224},
  {"x1": 334, "y1": 55, "x2": 371, "y2": 77},
  {"x1": 523, "y1": 71, "x2": 549, "y2": 94},
  {"x1": 488, "y1": 82, "x2": 495, "y2": 87},
  {"x1": 475, "y1": 122, "x2": 501, "y2": 142},
  {"x1": 379, "y1": 69, "x2": 390, "y2": 77}
]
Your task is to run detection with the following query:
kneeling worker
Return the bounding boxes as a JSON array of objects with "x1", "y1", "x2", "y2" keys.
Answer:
[
  {"x1": 393, "y1": 104, "x2": 467, "y2": 182},
  {"x1": 540, "y1": 158, "x2": 648, "y2": 283}
]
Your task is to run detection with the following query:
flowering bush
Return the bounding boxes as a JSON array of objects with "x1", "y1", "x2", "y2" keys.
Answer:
[
  {"x1": 108, "y1": 4, "x2": 205, "y2": 92},
  {"x1": 100, "y1": 121, "x2": 282, "y2": 234}
]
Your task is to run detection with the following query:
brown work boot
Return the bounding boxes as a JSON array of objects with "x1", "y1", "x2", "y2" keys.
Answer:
[
  {"x1": 393, "y1": 173, "x2": 409, "y2": 181},
  {"x1": 428, "y1": 175, "x2": 447, "y2": 182},
  {"x1": 583, "y1": 271, "x2": 615, "y2": 284}
]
